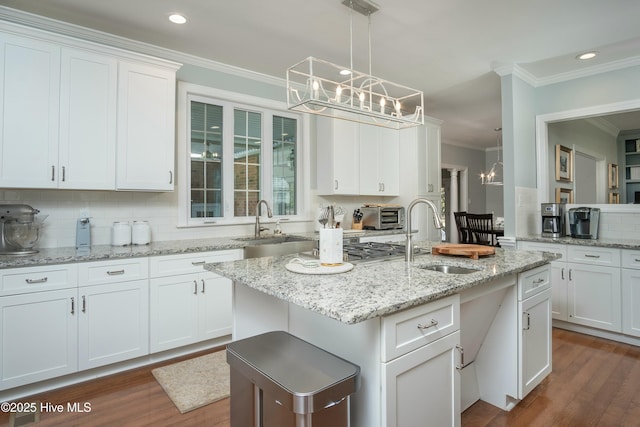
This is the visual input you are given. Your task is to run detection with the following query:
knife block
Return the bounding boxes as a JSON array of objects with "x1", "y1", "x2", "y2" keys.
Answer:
[{"x1": 352, "y1": 222, "x2": 363, "y2": 230}]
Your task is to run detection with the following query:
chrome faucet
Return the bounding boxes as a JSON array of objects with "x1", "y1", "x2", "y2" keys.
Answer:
[
  {"x1": 255, "y1": 199, "x2": 273, "y2": 238},
  {"x1": 405, "y1": 198, "x2": 445, "y2": 262}
]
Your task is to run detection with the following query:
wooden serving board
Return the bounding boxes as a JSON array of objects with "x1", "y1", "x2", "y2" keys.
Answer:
[{"x1": 431, "y1": 244, "x2": 495, "y2": 260}]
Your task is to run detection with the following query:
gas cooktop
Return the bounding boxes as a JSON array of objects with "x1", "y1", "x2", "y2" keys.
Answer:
[{"x1": 342, "y1": 241, "x2": 417, "y2": 263}]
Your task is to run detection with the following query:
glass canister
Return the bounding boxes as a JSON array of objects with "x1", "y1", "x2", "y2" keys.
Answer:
[{"x1": 131, "y1": 221, "x2": 151, "y2": 245}]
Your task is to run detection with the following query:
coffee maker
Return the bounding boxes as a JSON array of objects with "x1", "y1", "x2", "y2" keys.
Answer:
[
  {"x1": 541, "y1": 203, "x2": 565, "y2": 238},
  {"x1": 568, "y1": 207, "x2": 600, "y2": 239}
]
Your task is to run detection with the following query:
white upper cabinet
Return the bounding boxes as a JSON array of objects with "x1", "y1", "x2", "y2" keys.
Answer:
[
  {"x1": 116, "y1": 61, "x2": 177, "y2": 191},
  {"x1": 0, "y1": 25, "x2": 180, "y2": 191},
  {"x1": 0, "y1": 34, "x2": 60, "y2": 188},
  {"x1": 317, "y1": 116, "x2": 400, "y2": 196},
  {"x1": 59, "y1": 48, "x2": 117, "y2": 189},
  {"x1": 425, "y1": 118, "x2": 442, "y2": 196},
  {"x1": 317, "y1": 116, "x2": 360, "y2": 195},
  {"x1": 359, "y1": 125, "x2": 400, "y2": 196}
]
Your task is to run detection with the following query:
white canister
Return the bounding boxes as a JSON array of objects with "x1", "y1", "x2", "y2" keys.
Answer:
[
  {"x1": 111, "y1": 221, "x2": 131, "y2": 246},
  {"x1": 132, "y1": 221, "x2": 151, "y2": 245},
  {"x1": 319, "y1": 228, "x2": 343, "y2": 266}
]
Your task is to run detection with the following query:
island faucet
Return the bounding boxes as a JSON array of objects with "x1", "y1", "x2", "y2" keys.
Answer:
[
  {"x1": 255, "y1": 199, "x2": 273, "y2": 238},
  {"x1": 405, "y1": 198, "x2": 445, "y2": 262}
]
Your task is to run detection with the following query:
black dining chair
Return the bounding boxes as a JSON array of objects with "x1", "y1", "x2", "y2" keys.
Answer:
[
  {"x1": 467, "y1": 213, "x2": 499, "y2": 246},
  {"x1": 453, "y1": 211, "x2": 470, "y2": 243}
]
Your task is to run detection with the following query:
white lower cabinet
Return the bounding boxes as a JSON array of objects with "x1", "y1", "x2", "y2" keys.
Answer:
[
  {"x1": 77, "y1": 258, "x2": 149, "y2": 370},
  {"x1": 0, "y1": 288, "x2": 78, "y2": 390},
  {"x1": 567, "y1": 262, "x2": 621, "y2": 332},
  {"x1": 382, "y1": 331, "x2": 460, "y2": 427},
  {"x1": 149, "y1": 250, "x2": 241, "y2": 353},
  {"x1": 518, "y1": 288, "x2": 552, "y2": 398},
  {"x1": 149, "y1": 273, "x2": 231, "y2": 352},
  {"x1": 622, "y1": 249, "x2": 640, "y2": 337},
  {"x1": 78, "y1": 280, "x2": 149, "y2": 370},
  {"x1": 518, "y1": 242, "x2": 622, "y2": 332}
]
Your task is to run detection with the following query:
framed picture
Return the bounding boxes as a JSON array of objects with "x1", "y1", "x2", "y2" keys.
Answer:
[
  {"x1": 608, "y1": 163, "x2": 619, "y2": 189},
  {"x1": 609, "y1": 193, "x2": 620, "y2": 204},
  {"x1": 555, "y1": 187, "x2": 573, "y2": 204},
  {"x1": 555, "y1": 145, "x2": 573, "y2": 182}
]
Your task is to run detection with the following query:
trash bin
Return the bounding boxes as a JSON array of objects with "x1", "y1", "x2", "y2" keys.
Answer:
[{"x1": 226, "y1": 331, "x2": 360, "y2": 427}]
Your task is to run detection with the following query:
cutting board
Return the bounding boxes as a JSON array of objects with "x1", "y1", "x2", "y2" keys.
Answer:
[{"x1": 431, "y1": 244, "x2": 495, "y2": 260}]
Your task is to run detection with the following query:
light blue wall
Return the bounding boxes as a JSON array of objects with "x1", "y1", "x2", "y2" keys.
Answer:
[
  {"x1": 177, "y1": 64, "x2": 285, "y2": 102},
  {"x1": 441, "y1": 144, "x2": 487, "y2": 213},
  {"x1": 501, "y1": 64, "x2": 640, "y2": 234}
]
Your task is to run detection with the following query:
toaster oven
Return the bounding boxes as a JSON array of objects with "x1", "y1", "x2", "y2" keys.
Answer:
[{"x1": 361, "y1": 206, "x2": 405, "y2": 230}]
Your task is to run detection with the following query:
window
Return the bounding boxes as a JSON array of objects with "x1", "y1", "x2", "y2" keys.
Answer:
[{"x1": 178, "y1": 83, "x2": 305, "y2": 226}]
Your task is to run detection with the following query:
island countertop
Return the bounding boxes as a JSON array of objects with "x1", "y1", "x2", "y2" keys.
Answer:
[{"x1": 205, "y1": 242, "x2": 556, "y2": 325}]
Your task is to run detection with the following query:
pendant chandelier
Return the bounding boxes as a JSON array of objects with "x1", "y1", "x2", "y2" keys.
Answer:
[
  {"x1": 286, "y1": 0, "x2": 424, "y2": 129},
  {"x1": 480, "y1": 127, "x2": 504, "y2": 186}
]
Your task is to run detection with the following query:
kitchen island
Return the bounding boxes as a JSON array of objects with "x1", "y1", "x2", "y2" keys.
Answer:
[{"x1": 206, "y1": 242, "x2": 557, "y2": 426}]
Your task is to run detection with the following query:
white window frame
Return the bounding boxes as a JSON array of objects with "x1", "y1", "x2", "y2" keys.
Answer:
[{"x1": 177, "y1": 82, "x2": 310, "y2": 227}]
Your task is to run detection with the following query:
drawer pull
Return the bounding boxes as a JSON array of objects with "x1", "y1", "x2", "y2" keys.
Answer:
[
  {"x1": 25, "y1": 277, "x2": 48, "y2": 284},
  {"x1": 635, "y1": 258, "x2": 640, "y2": 262},
  {"x1": 417, "y1": 319, "x2": 438, "y2": 330},
  {"x1": 191, "y1": 261, "x2": 206, "y2": 266},
  {"x1": 584, "y1": 254, "x2": 600, "y2": 259},
  {"x1": 107, "y1": 270, "x2": 125, "y2": 275},
  {"x1": 532, "y1": 278, "x2": 545, "y2": 286}
]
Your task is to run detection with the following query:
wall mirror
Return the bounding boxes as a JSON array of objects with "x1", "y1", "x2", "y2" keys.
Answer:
[{"x1": 536, "y1": 100, "x2": 640, "y2": 209}]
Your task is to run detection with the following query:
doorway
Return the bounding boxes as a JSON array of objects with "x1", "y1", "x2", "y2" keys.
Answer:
[{"x1": 441, "y1": 165, "x2": 469, "y2": 243}]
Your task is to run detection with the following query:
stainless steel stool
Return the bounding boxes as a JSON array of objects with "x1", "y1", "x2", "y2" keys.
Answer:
[{"x1": 226, "y1": 331, "x2": 360, "y2": 427}]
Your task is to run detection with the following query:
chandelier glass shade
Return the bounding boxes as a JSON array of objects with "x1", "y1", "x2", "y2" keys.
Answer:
[
  {"x1": 286, "y1": 0, "x2": 424, "y2": 129},
  {"x1": 480, "y1": 128, "x2": 504, "y2": 186}
]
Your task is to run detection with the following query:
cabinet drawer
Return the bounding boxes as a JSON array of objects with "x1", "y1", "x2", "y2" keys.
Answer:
[
  {"x1": 518, "y1": 241, "x2": 566, "y2": 260},
  {"x1": 519, "y1": 264, "x2": 551, "y2": 300},
  {"x1": 0, "y1": 264, "x2": 78, "y2": 296},
  {"x1": 78, "y1": 258, "x2": 149, "y2": 286},
  {"x1": 622, "y1": 249, "x2": 640, "y2": 270},
  {"x1": 149, "y1": 250, "x2": 243, "y2": 278},
  {"x1": 381, "y1": 294, "x2": 459, "y2": 362},
  {"x1": 567, "y1": 245, "x2": 620, "y2": 267}
]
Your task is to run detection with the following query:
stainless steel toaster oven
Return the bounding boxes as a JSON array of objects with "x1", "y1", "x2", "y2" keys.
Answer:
[{"x1": 361, "y1": 206, "x2": 405, "y2": 230}]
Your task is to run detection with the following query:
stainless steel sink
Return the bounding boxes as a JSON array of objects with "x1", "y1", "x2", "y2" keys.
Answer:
[
  {"x1": 240, "y1": 235, "x2": 316, "y2": 259},
  {"x1": 420, "y1": 264, "x2": 482, "y2": 274}
]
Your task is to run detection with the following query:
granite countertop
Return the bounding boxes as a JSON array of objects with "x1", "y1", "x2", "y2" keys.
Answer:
[
  {"x1": 205, "y1": 242, "x2": 556, "y2": 325},
  {"x1": 0, "y1": 229, "x2": 404, "y2": 269},
  {"x1": 518, "y1": 235, "x2": 640, "y2": 249}
]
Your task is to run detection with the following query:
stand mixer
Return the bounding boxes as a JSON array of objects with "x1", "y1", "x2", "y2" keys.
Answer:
[{"x1": 0, "y1": 204, "x2": 42, "y2": 255}]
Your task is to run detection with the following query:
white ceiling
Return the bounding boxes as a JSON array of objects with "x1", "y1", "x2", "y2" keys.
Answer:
[{"x1": 2, "y1": 0, "x2": 640, "y2": 149}]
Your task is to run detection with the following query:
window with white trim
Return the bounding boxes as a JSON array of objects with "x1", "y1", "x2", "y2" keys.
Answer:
[{"x1": 179, "y1": 84, "x2": 303, "y2": 226}]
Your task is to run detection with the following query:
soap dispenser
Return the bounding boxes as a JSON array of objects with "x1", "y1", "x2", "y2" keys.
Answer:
[{"x1": 76, "y1": 218, "x2": 91, "y2": 250}]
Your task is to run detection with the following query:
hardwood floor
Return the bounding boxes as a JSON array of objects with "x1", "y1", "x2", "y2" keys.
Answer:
[{"x1": 2, "y1": 328, "x2": 640, "y2": 426}]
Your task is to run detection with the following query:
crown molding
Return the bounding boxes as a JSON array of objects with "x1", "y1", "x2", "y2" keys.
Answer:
[
  {"x1": 0, "y1": 6, "x2": 286, "y2": 88},
  {"x1": 585, "y1": 117, "x2": 620, "y2": 137}
]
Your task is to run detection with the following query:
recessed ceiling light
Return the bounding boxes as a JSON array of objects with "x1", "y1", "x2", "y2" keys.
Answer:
[
  {"x1": 576, "y1": 51, "x2": 597, "y2": 60},
  {"x1": 339, "y1": 69, "x2": 352, "y2": 76},
  {"x1": 169, "y1": 14, "x2": 187, "y2": 24}
]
